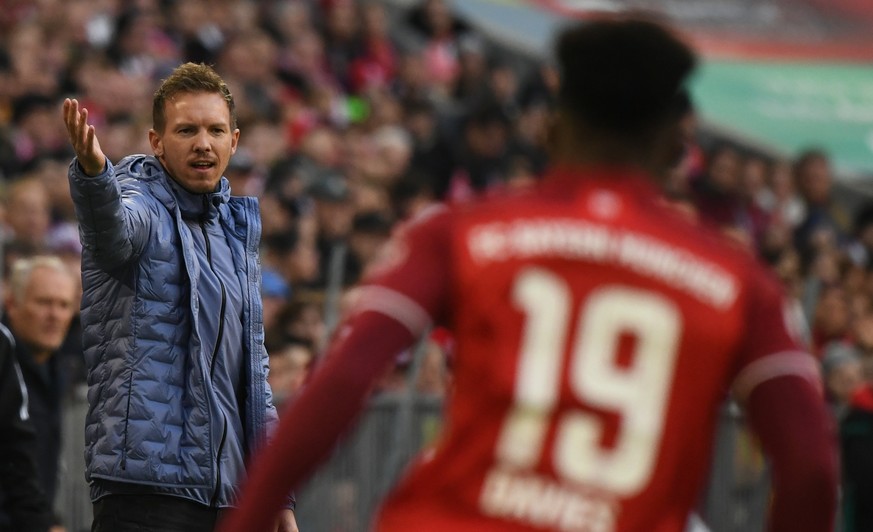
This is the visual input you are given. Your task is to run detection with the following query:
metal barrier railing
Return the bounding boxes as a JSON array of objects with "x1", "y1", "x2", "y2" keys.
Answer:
[
  {"x1": 56, "y1": 384, "x2": 92, "y2": 532},
  {"x1": 56, "y1": 387, "x2": 771, "y2": 532}
]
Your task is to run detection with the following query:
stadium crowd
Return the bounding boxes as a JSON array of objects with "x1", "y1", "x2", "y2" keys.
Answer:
[{"x1": 0, "y1": 0, "x2": 871, "y2": 530}]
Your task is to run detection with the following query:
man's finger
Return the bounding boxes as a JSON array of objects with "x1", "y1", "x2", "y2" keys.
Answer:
[
  {"x1": 66, "y1": 100, "x2": 83, "y2": 143},
  {"x1": 68, "y1": 99, "x2": 81, "y2": 133},
  {"x1": 86, "y1": 125, "x2": 94, "y2": 156},
  {"x1": 79, "y1": 106, "x2": 89, "y2": 140},
  {"x1": 63, "y1": 99, "x2": 77, "y2": 136}
]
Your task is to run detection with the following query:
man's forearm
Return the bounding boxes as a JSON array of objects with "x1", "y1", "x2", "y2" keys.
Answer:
[{"x1": 746, "y1": 376, "x2": 839, "y2": 532}]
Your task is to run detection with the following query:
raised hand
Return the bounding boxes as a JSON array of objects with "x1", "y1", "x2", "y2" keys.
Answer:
[{"x1": 62, "y1": 98, "x2": 107, "y2": 176}]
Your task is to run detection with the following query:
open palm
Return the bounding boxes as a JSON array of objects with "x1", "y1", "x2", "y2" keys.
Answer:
[{"x1": 62, "y1": 98, "x2": 107, "y2": 176}]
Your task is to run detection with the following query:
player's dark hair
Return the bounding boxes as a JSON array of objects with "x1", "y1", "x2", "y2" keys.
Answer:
[
  {"x1": 555, "y1": 18, "x2": 696, "y2": 136},
  {"x1": 153, "y1": 62, "x2": 236, "y2": 132}
]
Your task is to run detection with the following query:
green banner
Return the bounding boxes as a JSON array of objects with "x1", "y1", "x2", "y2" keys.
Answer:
[{"x1": 691, "y1": 61, "x2": 873, "y2": 178}]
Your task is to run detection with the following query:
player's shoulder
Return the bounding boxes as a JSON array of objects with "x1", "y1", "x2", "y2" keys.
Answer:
[
  {"x1": 399, "y1": 193, "x2": 522, "y2": 232},
  {"x1": 399, "y1": 202, "x2": 454, "y2": 235},
  {"x1": 455, "y1": 186, "x2": 548, "y2": 226},
  {"x1": 654, "y1": 201, "x2": 765, "y2": 272},
  {"x1": 644, "y1": 199, "x2": 786, "y2": 300}
]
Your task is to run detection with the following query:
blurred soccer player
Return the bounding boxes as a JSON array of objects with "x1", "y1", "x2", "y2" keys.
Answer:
[{"x1": 220, "y1": 18, "x2": 837, "y2": 532}]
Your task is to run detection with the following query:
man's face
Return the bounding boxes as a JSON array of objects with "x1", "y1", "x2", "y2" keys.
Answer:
[
  {"x1": 149, "y1": 91, "x2": 240, "y2": 194},
  {"x1": 7, "y1": 266, "x2": 77, "y2": 354}
]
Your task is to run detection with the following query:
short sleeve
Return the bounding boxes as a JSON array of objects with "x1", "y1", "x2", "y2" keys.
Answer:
[
  {"x1": 731, "y1": 267, "x2": 822, "y2": 402},
  {"x1": 344, "y1": 206, "x2": 453, "y2": 338}
]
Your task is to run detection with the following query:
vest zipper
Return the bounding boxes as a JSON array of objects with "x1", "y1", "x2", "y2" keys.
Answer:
[{"x1": 200, "y1": 217, "x2": 229, "y2": 506}]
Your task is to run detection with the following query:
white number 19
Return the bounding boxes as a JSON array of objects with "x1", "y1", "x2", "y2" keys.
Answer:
[{"x1": 496, "y1": 268, "x2": 682, "y2": 496}]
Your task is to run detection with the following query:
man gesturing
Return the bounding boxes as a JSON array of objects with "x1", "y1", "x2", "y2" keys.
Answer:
[{"x1": 63, "y1": 63, "x2": 297, "y2": 532}]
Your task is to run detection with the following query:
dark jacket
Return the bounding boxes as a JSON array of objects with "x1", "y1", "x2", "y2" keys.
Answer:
[
  {"x1": 13, "y1": 339, "x2": 64, "y2": 511},
  {"x1": 842, "y1": 384, "x2": 873, "y2": 532},
  {"x1": 68, "y1": 155, "x2": 280, "y2": 507},
  {"x1": 0, "y1": 324, "x2": 51, "y2": 532}
]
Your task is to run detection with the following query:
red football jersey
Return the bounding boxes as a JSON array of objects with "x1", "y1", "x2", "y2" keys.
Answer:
[{"x1": 349, "y1": 168, "x2": 821, "y2": 532}]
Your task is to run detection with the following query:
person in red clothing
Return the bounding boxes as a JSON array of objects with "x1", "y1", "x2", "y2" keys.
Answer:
[{"x1": 220, "y1": 17, "x2": 838, "y2": 532}]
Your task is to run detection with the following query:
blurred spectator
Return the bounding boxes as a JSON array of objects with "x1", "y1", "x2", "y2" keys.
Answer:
[
  {"x1": 663, "y1": 91, "x2": 701, "y2": 201},
  {"x1": 0, "y1": 319, "x2": 51, "y2": 532},
  {"x1": 759, "y1": 160, "x2": 805, "y2": 230},
  {"x1": 487, "y1": 59, "x2": 522, "y2": 121},
  {"x1": 6, "y1": 94, "x2": 70, "y2": 175},
  {"x1": 822, "y1": 341, "x2": 865, "y2": 418},
  {"x1": 262, "y1": 225, "x2": 321, "y2": 294},
  {"x1": 390, "y1": 170, "x2": 439, "y2": 221},
  {"x1": 25, "y1": 158, "x2": 80, "y2": 249},
  {"x1": 404, "y1": 99, "x2": 455, "y2": 194},
  {"x1": 359, "y1": 125, "x2": 413, "y2": 187},
  {"x1": 307, "y1": 125, "x2": 347, "y2": 170},
  {"x1": 841, "y1": 382, "x2": 873, "y2": 532},
  {"x1": 407, "y1": 0, "x2": 471, "y2": 97},
  {"x1": 266, "y1": 338, "x2": 315, "y2": 409},
  {"x1": 345, "y1": 211, "x2": 395, "y2": 284},
  {"x1": 518, "y1": 59, "x2": 559, "y2": 111},
  {"x1": 274, "y1": 296, "x2": 328, "y2": 354},
  {"x1": 349, "y1": 1, "x2": 398, "y2": 94},
  {"x1": 447, "y1": 103, "x2": 512, "y2": 199},
  {"x1": 853, "y1": 312, "x2": 873, "y2": 380},
  {"x1": 741, "y1": 156, "x2": 770, "y2": 214},
  {"x1": 414, "y1": 338, "x2": 450, "y2": 398},
  {"x1": 267, "y1": 0, "x2": 313, "y2": 51},
  {"x1": 2, "y1": 176, "x2": 52, "y2": 252},
  {"x1": 218, "y1": 29, "x2": 284, "y2": 124},
  {"x1": 223, "y1": 147, "x2": 261, "y2": 197},
  {"x1": 322, "y1": 0, "x2": 362, "y2": 91},
  {"x1": 811, "y1": 284, "x2": 852, "y2": 355},
  {"x1": 691, "y1": 143, "x2": 743, "y2": 226},
  {"x1": 393, "y1": 48, "x2": 438, "y2": 104},
  {"x1": 691, "y1": 143, "x2": 769, "y2": 250},
  {"x1": 262, "y1": 268, "x2": 292, "y2": 334},
  {"x1": 167, "y1": 0, "x2": 226, "y2": 65},
  {"x1": 242, "y1": 120, "x2": 289, "y2": 178},
  {"x1": 847, "y1": 202, "x2": 873, "y2": 268},
  {"x1": 309, "y1": 172, "x2": 356, "y2": 287},
  {"x1": 510, "y1": 94, "x2": 549, "y2": 151},
  {"x1": 106, "y1": 7, "x2": 178, "y2": 81},
  {"x1": 452, "y1": 34, "x2": 491, "y2": 107},
  {"x1": 5, "y1": 21, "x2": 63, "y2": 99},
  {"x1": 737, "y1": 155, "x2": 773, "y2": 251},
  {"x1": 5, "y1": 256, "x2": 77, "y2": 528},
  {"x1": 280, "y1": 28, "x2": 339, "y2": 107},
  {"x1": 793, "y1": 148, "x2": 852, "y2": 266}
]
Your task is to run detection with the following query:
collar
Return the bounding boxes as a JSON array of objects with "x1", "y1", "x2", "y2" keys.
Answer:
[
  {"x1": 541, "y1": 164, "x2": 660, "y2": 196},
  {"x1": 168, "y1": 177, "x2": 231, "y2": 221}
]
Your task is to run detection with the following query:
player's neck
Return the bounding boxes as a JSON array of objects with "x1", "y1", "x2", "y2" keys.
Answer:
[
  {"x1": 551, "y1": 142, "x2": 656, "y2": 177},
  {"x1": 550, "y1": 121, "x2": 654, "y2": 171}
]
